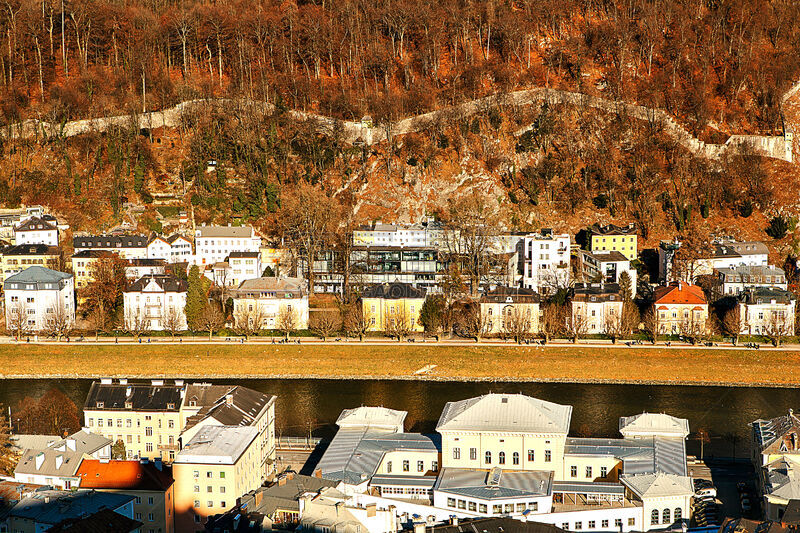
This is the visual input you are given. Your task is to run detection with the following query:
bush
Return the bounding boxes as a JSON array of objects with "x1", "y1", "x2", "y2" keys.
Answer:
[{"x1": 767, "y1": 215, "x2": 797, "y2": 239}]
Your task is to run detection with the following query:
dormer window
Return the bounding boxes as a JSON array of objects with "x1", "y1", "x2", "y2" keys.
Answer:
[
  {"x1": 189, "y1": 400, "x2": 197, "y2": 407},
  {"x1": 96, "y1": 401, "x2": 104, "y2": 408},
  {"x1": 125, "y1": 402, "x2": 132, "y2": 409},
  {"x1": 167, "y1": 403, "x2": 175, "y2": 409}
]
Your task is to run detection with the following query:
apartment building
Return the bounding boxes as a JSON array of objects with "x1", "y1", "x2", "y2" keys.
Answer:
[
  {"x1": 5, "y1": 489, "x2": 136, "y2": 533},
  {"x1": 3, "y1": 266, "x2": 75, "y2": 333},
  {"x1": 173, "y1": 426, "x2": 264, "y2": 532},
  {"x1": 717, "y1": 265, "x2": 788, "y2": 296},
  {"x1": 570, "y1": 283, "x2": 624, "y2": 335},
  {"x1": 522, "y1": 231, "x2": 570, "y2": 294},
  {"x1": 588, "y1": 223, "x2": 638, "y2": 261},
  {"x1": 123, "y1": 274, "x2": 188, "y2": 331},
  {"x1": 232, "y1": 277, "x2": 309, "y2": 330},
  {"x1": 653, "y1": 282, "x2": 709, "y2": 336},
  {"x1": 72, "y1": 249, "x2": 118, "y2": 290},
  {"x1": 353, "y1": 219, "x2": 445, "y2": 248},
  {"x1": 738, "y1": 287, "x2": 796, "y2": 336},
  {"x1": 84, "y1": 380, "x2": 185, "y2": 461},
  {"x1": 147, "y1": 234, "x2": 193, "y2": 263},
  {"x1": 479, "y1": 287, "x2": 540, "y2": 336},
  {"x1": 75, "y1": 459, "x2": 175, "y2": 533},
  {"x1": 14, "y1": 215, "x2": 58, "y2": 246},
  {"x1": 578, "y1": 250, "x2": 637, "y2": 298},
  {"x1": 125, "y1": 258, "x2": 167, "y2": 280},
  {"x1": 194, "y1": 225, "x2": 261, "y2": 266},
  {"x1": 0, "y1": 244, "x2": 60, "y2": 283},
  {"x1": 73, "y1": 235, "x2": 149, "y2": 260},
  {"x1": 659, "y1": 238, "x2": 769, "y2": 282},
  {"x1": 217, "y1": 251, "x2": 262, "y2": 287}
]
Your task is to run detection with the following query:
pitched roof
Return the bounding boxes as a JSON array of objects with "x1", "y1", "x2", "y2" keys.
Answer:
[
  {"x1": 361, "y1": 282, "x2": 426, "y2": 299},
  {"x1": 336, "y1": 406, "x2": 407, "y2": 431},
  {"x1": 75, "y1": 460, "x2": 173, "y2": 491},
  {"x1": 183, "y1": 383, "x2": 274, "y2": 430},
  {"x1": 73, "y1": 235, "x2": 148, "y2": 248},
  {"x1": 740, "y1": 287, "x2": 796, "y2": 305},
  {"x1": 589, "y1": 223, "x2": 637, "y2": 236},
  {"x1": 125, "y1": 274, "x2": 187, "y2": 293},
  {"x1": 620, "y1": 472, "x2": 693, "y2": 498},
  {"x1": 175, "y1": 425, "x2": 259, "y2": 464},
  {"x1": 590, "y1": 251, "x2": 630, "y2": 263},
  {"x1": 619, "y1": 413, "x2": 690, "y2": 438},
  {"x1": 423, "y1": 517, "x2": 567, "y2": 533},
  {"x1": 653, "y1": 282, "x2": 707, "y2": 305},
  {"x1": 227, "y1": 251, "x2": 260, "y2": 258},
  {"x1": 72, "y1": 250, "x2": 118, "y2": 259},
  {"x1": 84, "y1": 381, "x2": 183, "y2": 412},
  {"x1": 16, "y1": 216, "x2": 56, "y2": 232},
  {"x1": 2, "y1": 244, "x2": 59, "y2": 256},
  {"x1": 480, "y1": 286, "x2": 540, "y2": 304},
  {"x1": 39, "y1": 507, "x2": 142, "y2": 533},
  {"x1": 753, "y1": 411, "x2": 800, "y2": 455},
  {"x1": 236, "y1": 277, "x2": 307, "y2": 296},
  {"x1": 436, "y1": 394, "x2": 572, "y2": 434},
  {"x1": 196, "y1": 225, "x2": 256, "y2": 238},
  {"x1": 15, "y1": 429, "x2": 112, "y2": 478},
  {"x1": 4, "y1": 266, "x2": 71, "y2": 285},
  {"x1": 166, "y1": 234, "x2": 191, "y2": 244},
  {"x1": 8, "y1": 489, "x2": 135, "y2": 525}
]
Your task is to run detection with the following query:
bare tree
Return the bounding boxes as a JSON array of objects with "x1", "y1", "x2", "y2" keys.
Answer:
[
  {"x1": 385, "y1": 307, "x2": 411, "y2": 341},
  {"x1": 277, "y1": 305, "x2": 299, "y2": 341},
  {"x1": 343, "y1": 303, "x2": 371, "y2": 341},
  {"x1": 197, "y1": 301, "x2": 225, "y2": 340},
  {"x1": 310, "y1": 308, "x2": 340, "y2": 341},
  {"x1": 565, "y1": 305, "x2": 588, "y2": 343},
  {"x1": 6, "y1": 300, "x2": 30, "y2": 340},
  {"x1": 540, "y1": 303, "x2": 563, "y2": 343},
  {"x1": 233, "y1": 304, "x2": 264, "y2": 340},
  {"x1": 44, "y1": 301, "x2": 72, "y2": 340},
  {"x1": 162, "y1": 306, "x2": 184, "y2": 339},
  {"x1": 502, "y1": 306, "x2": 532, "y2": 344},
  {"x1": 722, "y1": 305, "x2": 741, "y2": 345},
  {"x1": 765, "y1": 310, "x2": 792, "y2": 347},
  {"x1": 123, "y1": 308, "x2": 150, "y2": 339},
  {"x1": 462, "y1": 304, "x2": 491, "y2": 342},
  {"x1": 642, "y1": 308, "x2": 660, "y2": 344}
]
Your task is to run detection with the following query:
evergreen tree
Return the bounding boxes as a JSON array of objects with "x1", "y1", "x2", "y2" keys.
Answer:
[{"x1": 185, "y1": 265, "x2": 210, "y2": 330}]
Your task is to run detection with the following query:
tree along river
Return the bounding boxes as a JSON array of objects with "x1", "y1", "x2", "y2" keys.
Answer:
[{"x1": 1, "y1": 379, "x2": 797, "y2": 459}]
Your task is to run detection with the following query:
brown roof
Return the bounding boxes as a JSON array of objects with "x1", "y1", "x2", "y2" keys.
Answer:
[
  {"x1": 75, "y1": 460, "x2": 173, "y2": 492},
  {"x1": 653, "y1": 282, "x2": 707, "y2": 305},
  {"x1": 45, "y1": 508, "x2": 142, "y2": 533}
]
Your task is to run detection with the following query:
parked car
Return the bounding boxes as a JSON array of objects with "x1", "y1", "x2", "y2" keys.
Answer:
[{"x1": 696, "y1": 487, "x2": 717, "y2": 498}]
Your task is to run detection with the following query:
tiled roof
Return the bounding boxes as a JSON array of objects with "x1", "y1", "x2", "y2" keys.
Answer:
[
  {"x1": 620, "y1": 472, "x2": 693, "y2": 498},
  {"x1": 480, "y1": 287, "x2": 540, "y2": 304},
  {"x1": 653, "y1": 282, "x2": 707, "y2": 305},
  {"x1": 183, "y1": 384, "x2": 274, "y2": 431},
  {"x1": 84, "y1": 381, "x2": 183, "y2": 411},
  {"x1": 196, "y1": 225, "x2": 256, "y2": 238},
  {"x1": 8, "y1": 489, "x2": 135, "y2": 525},
  {"x1": 76, "y1": 460, "x2": 173, "y2": 491},
  {"x1": 125, "y1": 274, "x2": 187, "y2": 293},
  {"x1": 73, "y1": 235, "x2": 148, "y2": 248},
  {"x1": 437, "y1": 393, "x2": 572, "y2": 434},
  {"x1": 16, "y1": 216, "x2": 56, "y2": 232}
]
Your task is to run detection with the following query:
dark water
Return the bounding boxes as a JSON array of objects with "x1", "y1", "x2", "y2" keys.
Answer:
[{"x1": 1, "y1": 379, "x2": 798, "y2": 459}]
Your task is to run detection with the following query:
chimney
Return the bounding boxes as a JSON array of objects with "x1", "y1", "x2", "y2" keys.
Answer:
[
  {"x1": 35, "y1": 453, "x2": 45, "y2": 470},
  {"x1": 44, "y1": 496, "x2": 50, "y2": 504},
  {"x1": 314, "y1": 468, "x2": 322, "y2": 478},
  {"x1": 278, "y1": 476, "x2": 287, "y2": 486},
  {"x1": 66, "y1": 439, "x2": 76, "y2": 451},
  {"x1": 154, "y1": 457, "x2": 162, "y2": 471},
  {"x1": 118, "y1": 378, "x2": 127, "y2": 385},
  {"x1": 366, "y1": 503, "x2": 377, "y2": 517},
  {"x1": 415, "y1": 524, "x2": 427, "y2": 533},
  {"x1": 226, "y1": 394, "x2": 233, "y2": 406}
]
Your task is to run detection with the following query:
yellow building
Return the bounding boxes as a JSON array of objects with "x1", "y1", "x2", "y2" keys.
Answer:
[
  {"x1": 589, "y1": 223, "x2": 638, "y2": 261},
  {"x1": 361, "y1": 282, "x2": 426, "y2": 333},
  {"x1": 173, "y1": 425, "x2": 265, "y2": 532},
  {"x1": 72, "y1": 249, "x2": 118, "y2": 290},
  {"x1": 0, "y1": 244, "x2": 60, "y2": 283},
  {"x1": 653, "y1": 282, "x2": 709, "y2": 336},
  {"x1": 479, "y1": 287, "x2": 541, "y2": 336}
]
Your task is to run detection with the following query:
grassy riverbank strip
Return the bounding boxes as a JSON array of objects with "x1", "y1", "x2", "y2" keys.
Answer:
[{"x1": 0, "y1": 344, "x2": 799, "y2": 386}]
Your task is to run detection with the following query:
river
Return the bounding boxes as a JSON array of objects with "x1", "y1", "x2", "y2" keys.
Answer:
[{"x1": 1, "y1": 379, "x2": 797, "y2": 459}]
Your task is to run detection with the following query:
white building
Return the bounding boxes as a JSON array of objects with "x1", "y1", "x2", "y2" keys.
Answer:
[
  {"x1": 13, "y1": 428, "x2": 112, "y2": 489},
  {"x1": 570, "y1": 283, "x2": 625, "y2": 335},
  {"x1": 717, "y1": 265, "x2": 788, "y2": 296},
  {"x1": 522, "y1": 231, "x2": 571, "y2": 293},
  {"x1": 579, "y1": 251, "x2": 637, "y2": 298},
  {"x1": 123, "y1": 274, "x2": 188, "y2": 331},
  {"x1": 73, "y1": 234, "x2": 149, "y2": 260},
  {"x1": 659, "y1": 238, "x2": 769, "y2": 282},
  {"x1": 14, "y1": 216, "x2": 58, "y2": 246},
  {"x1": 146, "y1": 235, "x2": 172, "y2": 261},
  {"x1": 147, "y1": 234, "x2": 193, "y2": 263},
  {"x1": 195, "y1": 225, "x2": 261, "y2": 266},
  {"x1": 227, "y1": 252, "x2": 262, "y2": 287},
  {"x1": 738, "y1": 287, "x2": 796, "y2": 336},
  {"x1": 300, "y1": 488, "x2": 398, "y2": 533},
  {"x1": 233, "y1": 277, "x2": 309, "y2": 330},
  {"x1": 354, "y1": 219, "x2": 445, "y2": 249},
  {"x1": 3, "y1": 266, "x2": 75, "y2": 333}
]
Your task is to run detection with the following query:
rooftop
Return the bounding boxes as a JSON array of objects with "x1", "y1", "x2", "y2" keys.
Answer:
[
  {"x1": 84, "y1": 381, "x2": 183, "y2": 412},
  {"x1": 183, "y1": 383, "x2": 275, "y2": 430},
  {"x1": 653, "y1": 282, "x2": 707, "y2": 305},
  {"x1": 4, "y1": 266, "x2": 71, "y2": 285},
  {"x1": 125, "y1": 274, "x2": 188, "y2": 293},
  {"x1": 73, "y1": 235, "x2": 148, "y2": 248},
  {"x1": 75, "y1": 459, "x2": 173, "y2": 491},
  {"x1": 619, "y1": 413, "x2": 690, "y2": 438},
  {"x1": 45, "y1": 508, "x2": 143, "y2": 533},
  {"x1": 16, "y1": 216, "x2": 56, "y2": 232},
  {"x1": 175, "y1": 425, "x2": 259, "y2": 464},
  {"x1": 361, "y1": 282, "x2": 427, "y2": 300},
  {"x1": 480, "y1": 287, "x2": 540, "y2": 304},
  {"x1": 236, "y1": 276, "x2": 307, "y2": 295},
  {"x1": 422, "y1": 518, "x2": 567, "y2": 533},
  {"x1": 196, "y1": 225, "x2": 256, "y2": 238},
  {"x1": 336, "y1": 406, "x2": 407, "y2": 431},
  {"x1": 589, "y1": 223, "x2": 637, "y2": 236},
  {"x1": 15, "y1": 429, "x2": 112, "y2": 478},
  {"x1": 436, "y1": 394, "x2": 572, "y2": 435},
  {"x1": 2, "y1": 244, "x2": 59, "y2": 256},
  {"x1": 9, "y1": 489, "x2": 135, "y2": 525},
  {"x1": 620, "y1": 472, "x2": 693, "y2": 498},
  {"x1": 752, "y1": 411, "x2": 800, "y2": 454},
  {"x1": 434, "y1": 467, "x2": 553, "y2": 500}
]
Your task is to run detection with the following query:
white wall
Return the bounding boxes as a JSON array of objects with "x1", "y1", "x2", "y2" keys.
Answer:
[
  {"x1": 4, "y1": 278, "x2": 75, "y2": 332},
  {"x1": 16, "y1": 229, "x2": 58, "y2": 246}
]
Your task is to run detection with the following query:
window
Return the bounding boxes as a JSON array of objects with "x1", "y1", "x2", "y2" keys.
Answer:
[
  {"x1": 601, "y1": 521, "x2": 609, "y2": 528},
  {"x1": 574, "y1": 522, "x2": 582, "y2": 530},
  {"x1": 135, "y1": 497, "x2": 142, "y2": 504},
  {"x1": 528, "y1": 450, "x2": 534, "y2": 461},
  {"x1": 193, "y1": 500, "x2": 200, "y2": 508},
  {"x1": 585, "y1": 466, "x2": 592, "y2": 478},
  {"x1": 498, "y1": 452, "x2": 505, "y2": 465},
  {"x1": 570, "y1": 466, "x2": 577, "y2": 478},
  {"x1": 493, "y1": 505, "x2": 503, "y2": 514},
  {"x1": 193, "y1": 471, "x2": 199, "y2": 478},
  {"x1": 220, "y1": 472, "x2": 225, "y2": 479},
  {"x1": 417, "y1": 461, "x2": 424, "y2": 472},
  {"x1": 513, "y1": 452, "x2": 519, "y2": 465},
  {"x1": 136, "y1": 513, "x2": 142, "y2": 520},
  {"x1": 403, "y1": 460, "x2": 409, "y2": 472},
  {"x1": 207, "y1": 501, "x2": 213, "y2": 508},
  {"x1": 600, "y1": 466, "x2": 607, "y2": 478},
  {"x1": 432, "y1": 461, "x2": 438, "y2": 471},
  {"x1": 220, "y1": 486, "x2": 225, "y2": 494},
  {"x1": 148, "y1": 513, "x2": 154, "y2": 522},
  {"x1": 651, "y1": 510, "x2": 659, "y2": 525},
  {"x1": 148, "y1": 497, "x2": 154, "y2": 505},
  {"x1": 662, "y1": 508, "x2": 671, "y2": 524},
  {"x1": 453, "y1": 447, "x2": 461, "y2": 460},
  {"x1": 207, "y1": 486, "x2": 212, "y2": 493},
  {"x1": 447, "y1": 498, "x2": 456, "y2": 508},
  {"x1": 516, "y1": 503, "x2": 526, "y2": 512},
  {"x1": 628, "y1": 519, "x2": 635, "y2": 527},
  {"x1": 544, "y1": 450, "x2": 551, "y2": 462},
  {"x1": 386, "y1": 461, "x2": 392, "y2": 473},
  {"x1": 675, "y1": 508, "x2": 682, "y2": 521},
  {"x1": 194, "y1": 485, "x2": 199, "y2": 493},
  {"x1": 221, "y1": 501, "x2": 226, "y2": 508},
  {"x1": 145, "y1": 427, "x2": 153, "y2": 436},
  {"x1": 458, "y1": 500, "x2": 466, "y2": 509},
  {"x1": 615, "y1": 520, "x2": 622, "y2": 528},
  {"x1": 146, "y1": 443, "x2": 153, "y2": 452},
  {"x1": 504, "y1": 504, "x2": 513, "y2": 513},
  {"x1": 529, "y1": 502, "x2": 538, "y2": 511},
  {"x1": 479, "y1": 504, "x2": 487, "y2": 513},
  {"x1": 470, "y1": 448, "x2": 477, "y2": 460},
  {"x1": 485, "y1": 451, "x2": 492, "y2": 464},
  {"x1": 469, "y1": 502, "x2": 477, "y2": 512},
  {"x1": 207, "y1": 471, "x2": 213, "y2": 478},
  {"x1": 588, "y1": 521, "x2": 595, "y2": 529}
]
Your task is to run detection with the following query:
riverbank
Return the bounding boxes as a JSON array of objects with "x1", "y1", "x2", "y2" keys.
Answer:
[{"x1": 1, "y1": 343, "x2": 799, "y2": 386}]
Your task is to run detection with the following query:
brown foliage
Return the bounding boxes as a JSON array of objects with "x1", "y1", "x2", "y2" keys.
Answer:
[{"x1": 14, "y1": 387, "x2": 81, "y2": 436}]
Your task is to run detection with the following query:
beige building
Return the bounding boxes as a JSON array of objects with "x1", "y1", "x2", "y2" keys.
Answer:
[
  {"x1": 232, "y1": 277, "x2": 309, "y2": 330},
  {"x1": 75, "y1": 458, "x2": 175, "y2": 533},
  {"x1": 436, "y1": 394, "x2": 573, "y2": 479},
  {"x1": 361, "y1": 282, "x2": 426, "y2": 333},
  {"x1": 72, "y1": 249, "x2": 118, "y2": 290},
  {"x1": 653, "y1": 282, "x2": 709, "y2": 336},
  {"x1": 738, "y1": 287, "x2": 796, "y2": 336},
  {"x1": 570, "y1": 283, "x2": 624, "y2": 335},
  {"x1": 173, "y1": 425, "x2": 264, "y2": 532},
  {"x1": 0, "y1": 244, "x2": 60, "y2": 283},
  {"x1": 479, "y1": 287, "x2": 540, "y2": 336}
]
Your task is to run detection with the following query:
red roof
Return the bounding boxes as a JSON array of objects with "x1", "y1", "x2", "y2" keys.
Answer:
[
  {"x1": 76, "y1": 460, "x2": 173, "y2": 492},
  {"x1": 653, "y1": 282, "x2": 707, "y2": 305}
]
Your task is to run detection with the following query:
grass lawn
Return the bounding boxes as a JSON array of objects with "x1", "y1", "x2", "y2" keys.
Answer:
[{"x1": 0, "y1": 343, "x2": 799, "y2": 385}]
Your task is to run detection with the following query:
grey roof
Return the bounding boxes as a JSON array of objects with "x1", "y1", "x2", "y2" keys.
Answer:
[
  {"x1": 14, "y1": 429, "x2": 111, "y2": 478},
  {"x1": 421, "y1": 517, "x2": 567, "y2": 533},
  {"x1": 717, "y1": 264, "x2": 785, "y2": 279},
  {"x1": 224, "y1": 473, "x2": 340, "y2": 520},
  {"x1": 228, "y1": 251, "x2": 260, "y2": 258},
  {"x1": 73, "y1": 235, "x2": 148, "y2": 249},
  {"x1": 84, "y1": 381, "x2": 183, "y2": 412},
  {"x1": 125, "y1": 274, "x2": 187, "y2": 293},
  {"x1": 589, "y1": 251, "x2": 630, "y2": 263},
  {"x1": 2, "y1": 244, "x2": 58, "y2": 256},
  {"x1": 740, "y1": 287, "x2": 796, "y2": 305},
  {"x1": 72, "y1": 250, "x2": 118, "y2": 259},
  {"x1": 571, "y1": 283, "x2": 622, "y2": 300},
  {"x1": 620, "y1": 472, "x2": 693, "y2": 499},
  {"x1": 317, "y1": 428, "x2": 439, "y2": 485},
  {"x1": 176, "y1": 425, "x2": 259, "y2": 464},
  {"x1": 235, "y1": 277, "x2": 307, "y2": 296},
  {"x1": 552, "y1": 482, "x2": 626, "y2": 495},
  {"x1": 370, "y1": 475, "x2": 438, "y2": 488},
  {"x1": 480, "y1": 287, "x2": 540, "y2": 304},
  {"x1": 336, "y1": 406, "x2": 407, "y2": 430},
  {"x1": 4, "y1": 266, "x2": 70, "y2": 285},
  {"x1": 45, "y1": 508, "x2": 143, "y2": 533},
  {"x1": 361, "y1": 282, "x2": 427, "y2": 300},
  {"x1": 9, "y1": 434, "x2": 59, "y2": 453},
  {"x1": 8, "y1": 489, "x2": 135, "y2": 526},
  {"x1": 16, "y1": 216, "x2": 56, "y2": 232},
  {"x1": 196, "y1": 225, "x2": 256, "y2": 238},
  {"x1": 434, "y1": 467, "x2": 553, "y2": 500},
  {"x1": 764, "y1": 458, "x2": 800, "y2": 500},
  {"x1": 564, "y1": 436, "x2": 687, "y2": 477},
  {"x1": 752, "y1": 411, "x2": 800, "y2": 454},
  {"x1": 436, "y1": 394, "x2": 572, "y2": 434},
  {"x1": 589, "y1": 223, "x2": 637, "y2": 236},
  {"x1": 183, "y1": 383, "x2": 274, "y2": 430},
  {"x1": 619, "y1": 413, "x2": 690, "y2": 438},
  {"x1": 126, "y1": 258, "x2": 166, "y2": 267}
]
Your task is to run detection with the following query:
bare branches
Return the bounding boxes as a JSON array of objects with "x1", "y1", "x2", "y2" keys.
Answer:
[{"x1": 277, "y1": 305, "x2": 299, "y2": 340}]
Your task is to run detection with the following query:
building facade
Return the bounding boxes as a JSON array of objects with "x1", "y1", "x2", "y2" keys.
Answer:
[
  {"x1": 570, "y1": 283, "x2": 624, "y2": 335},
  {"x1": 652, "y1": 282, "x2": 709, "y2": 336},
  {"x1": 123, "y1": 275, "x2": 188, "y2": 332},
  {"x1": 3, "y1": 266, "x2": 75, "y2": 333},
  {"x1": 588, "y1": 223, "x2": 638, "y2": 261},
  {"x1": 0, "y1": 244, "x2": 60, "y2": 283},
  {"x1": 738, "y1": 287, "x2": 796, "y2": 336},
  {"x1": 718, "y1": 265, "x2": 788, "y2": 296},
  {"x1": 361, "y1": 282, "x2": 426, "y2": 333},
  {"x1": 232, "y1": 277, "x2": 309, "y2": 330},
  {"x1": 479, "y1": 287, "x2": 540, "y2": 335},
  {"x1": 194, "y1": 225, "x2": 261, "y2": 266},
  {"x1": 14, "y1": 216, "x2": 58, "y2": 246},
  {"x1": 73, "y1": 235, "x2": 149, "y2": 260},
  {"x1": 522, "y1": 231, "x2": 570, "y2": 294}
]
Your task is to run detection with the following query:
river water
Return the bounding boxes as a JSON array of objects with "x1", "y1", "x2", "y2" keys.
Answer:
[{"x1": 1, "y1": 379, "x2": 798, "y2": 459}]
